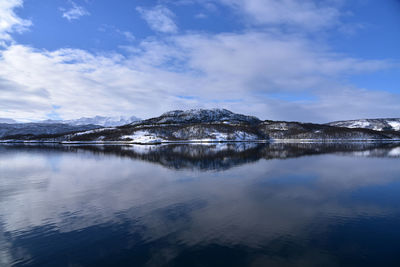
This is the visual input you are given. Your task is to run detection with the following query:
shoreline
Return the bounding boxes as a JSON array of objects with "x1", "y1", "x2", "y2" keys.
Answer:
[{"x1": 1, "y1": 139, "x2": 400, "y2": 145}]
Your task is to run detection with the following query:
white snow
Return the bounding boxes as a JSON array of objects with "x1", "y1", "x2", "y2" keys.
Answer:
[
  {"x1": 349, "y1": 121, "x2": 370, "y2": 128},
  {"x1": 121, "y1": 131, "x2": 164, "y2": 143},
  {"x1": 151, "y1": 109, "x2": 260, "y2": 125},
  {"x1": 185, "y1": 131, "x2": 259, "y2": 142},
  {"x1": 388, "y1": 121, "x2": 400, "y2": 131},
  {"x1": 42, "y1": 115, "x2": 140, "y2": 127},
  {"x1": 329, "y1": 119, "x2": 400, "y2": 132},
  {"x1": 119, "y1": 129, "x2": 260, "y2": 144},
  {"x1": 73, "y1": 127, "x2": 116, "y2": 136},
  {"x1": 268, "y1": 123, "x2": 289, "y2": 130}
]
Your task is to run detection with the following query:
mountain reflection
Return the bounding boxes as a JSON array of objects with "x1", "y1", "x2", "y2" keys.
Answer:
[
  {"x1": 1, "y1": 142, "x2": 399, "y2": 171},
  {"x1": 1, "y1": 143, "x2": 400, "y2": 266}
]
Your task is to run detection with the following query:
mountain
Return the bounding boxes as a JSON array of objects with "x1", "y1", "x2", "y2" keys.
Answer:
[
  {"x1": 2, "y1": 109, "x2": 400, "y2": 143},
  {"x1": 64, "y1": 109, "x2": 400, "y2": 143},
  {"x1": 0, "y1": 115, "x2": 137, "y2": 140},
  {"x1": 67, "y1": 109, "x2": 263, "y2": 143},
  {"x1": 327, "y1": 118, "x2": 400, "y2": 132},
  {"x1": 0, "y1": 123, "x2": 100, "y2": 140},
  {"x1": 42, "y1": 115, "x2": 141, "y2": 127},
  {"x1": 0, "y1": 118, "x2": 17, "y2": 123},
  {"x1": 258, "y1": 120, "x2": 398, "y2": 140},
  {"x1": 130, "y1": 109, "x2": 260, "y2": 125}
]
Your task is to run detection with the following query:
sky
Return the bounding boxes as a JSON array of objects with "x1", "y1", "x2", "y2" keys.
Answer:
[{"x1": 0, "y1": 0, "x2": 399, "y2": 122}]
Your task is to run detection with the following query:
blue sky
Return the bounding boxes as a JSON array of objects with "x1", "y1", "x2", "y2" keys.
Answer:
[{"x1": 0, "y1": 0, "x2": 399, "y2": 122}]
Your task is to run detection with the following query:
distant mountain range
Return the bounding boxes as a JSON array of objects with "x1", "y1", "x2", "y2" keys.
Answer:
[
  {"x1": 0, "y1": 109, "x2": 399, "y2": 143},
  {"x1": 41, "y1": 115, "x2": 141, "y2": 127},
  {"x1": 0, "y1": 118, "x2": 17, "y2": 123},
  {"x1": 0, "y1": 123, "x2": 100, "y2": 140},
  {"x1": 0, "y1": 115, "x2": 140, "y2": 140},
  {"x1": 0, "y1": 115, "x2": 140, "y2": 127},
  {"x1": 327, "y1": 118, "x2": 400, "y2": 132}
]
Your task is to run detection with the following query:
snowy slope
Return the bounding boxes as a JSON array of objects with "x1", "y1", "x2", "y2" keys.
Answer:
[
  {"x1": 130, "y1": 108, "x2": 261, "y2": 126},
  {"x1": 41, "y1": 115, "x2": 140, "y2": 127},
  {"x1": 327, "y1": 119, "x2": 400, "y2": 132},
  {"x1": 0, "y1": 123, "x2": 100, "y2": 139},
  {"x1": 65, "y1": 109, "x2": 263, "y2": 143},
  {"x1": 67, "y1": 109, "x2": 400, "y2": 143},
  {"x1": 2, "y1": 109, "x2": 400, "y2": 143}
]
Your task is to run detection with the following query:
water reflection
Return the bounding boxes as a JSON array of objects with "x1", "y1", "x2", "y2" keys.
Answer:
[
  {"x1": 1, "y1": 142, "x2": 399, "y2": 171},
  {"x1": 0, "y1": 143, "x2": 400, "y2": 266}
]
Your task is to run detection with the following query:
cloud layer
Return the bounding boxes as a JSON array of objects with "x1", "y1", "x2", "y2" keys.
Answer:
[
  {"x1": 219, "y1": 0, "x2": 341, "y2": 30},
  {"x1": 0, "y1": 0, "x2": 398, "y2": 122}
]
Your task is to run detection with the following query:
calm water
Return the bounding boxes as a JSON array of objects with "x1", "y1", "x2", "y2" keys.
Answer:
[{"x1": 1, "y1": 142, "x2": 400, "y2": 266}]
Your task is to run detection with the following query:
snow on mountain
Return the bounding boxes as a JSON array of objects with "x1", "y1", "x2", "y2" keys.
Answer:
[
  {"x1": 327, "y1": 119, "x2": 400, "y2": 132},
  {"x1": 0, "y1": 118, "x2": 17, "y2": 123},
  {"x1": 0, "y1": 123, "x2": 100, "y2": 139},
  {"x1": 2, "y1": 109, "x2": 400, "y2": 143},
  {"x1": 41, "y1": 115, "x2": 141, "y2": 127},
  {"x1": 66, "y1": 109, "x2": 400, "y2": 144},
  {"x1": 117, "y1": 129, "x2": 259, "y2": 144},
  {"x1": 259, "y1": 120, "x2": 395, "y2": 140},
  {"x1": 62, "y1": 109, "x2": 263, "y2": 143},
  {"x1": 388, "y1": 121, "x2": 400, "y2": 131},
  {"x1": 130, "y1": 108, "x2": 261, "y2": 126}
]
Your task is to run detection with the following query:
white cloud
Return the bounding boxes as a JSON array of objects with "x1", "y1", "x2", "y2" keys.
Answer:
[
  {"x1": 0, "y1": 1, "x2": 399, "y2": 123},
  {"x1": 136, "y1": 5, "x2": 178, "y2": 33},
  {"x1": 218, "y1": 0, "x2": 341, "y2": 30},
  {"x1": 0, "y1": 31, "x2": 396, "y2": 122},
  {"x1": 173, "y1": 32, "x2": 390, "y2": 93},
  {"x1": 0, "y1": 45, "x2": 193, "y2": 121},
  {"x1": 61, "y1": 1, "x2": 90, "y2": 21},
  {"x1": 0, "y1": 0, "x2": 31, "y2": 44}
]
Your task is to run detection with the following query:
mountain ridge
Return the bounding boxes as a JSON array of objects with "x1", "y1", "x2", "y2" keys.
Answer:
[
  {"x1": 0, "y1": 115, "x2": 141, "y2": 127},
  {"x1": 327, "y1": 118, "x2": 400, "y2": 132},
  {"x1": 0, "y1": 123, "x2": 100, "y2": 140},
  {"x1": 39, "y1": 115, "x2": 141, "y2": 127},
  {"x1": 1, "y1": 109, "x2": 400, "y2": 143},
  {"x1": 129, "y1": 108, "x2": 261, "y2": 126}
]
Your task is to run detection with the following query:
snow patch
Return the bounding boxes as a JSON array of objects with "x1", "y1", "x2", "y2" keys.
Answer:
[
  {"x1": 349, "y1": 121, "x2": 370, "y2": 128},
  {"x1": 388, "y1": 121, "x2": 400, "y2": 131},
  {"x1": 73, "y1": 127, "x2": 116, "y2": 136},
  {"x1": 121, "y1": 131, "x2": 164, "y2": 143}
]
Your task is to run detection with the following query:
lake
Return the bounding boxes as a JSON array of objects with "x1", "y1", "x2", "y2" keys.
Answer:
[{"x1": 1, "y1": 142, "x2": 400, "y2": 266}]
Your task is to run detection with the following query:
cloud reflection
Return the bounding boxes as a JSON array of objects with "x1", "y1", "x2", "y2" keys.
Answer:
[{"x1": 0, "y1": 143, "x2": 400, "y2": 266}]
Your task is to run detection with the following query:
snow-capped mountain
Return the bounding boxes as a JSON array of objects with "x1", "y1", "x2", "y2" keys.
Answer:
[
  {"x1": 64, "y1": 109, "x2": 400, "y2": 143},
  {"x1": 130, "y1": 109, "x2": 260, "y2": 126},
  {"x1": 0, "y1": 118, "x2": 16, "y2": 123},
  {"x1": 2, "y1": 109, "x2": 400, "y2": 143},
  {"x1": 0, "y1": 123, "x2": 100, "y2": 139},
  {"x1": 42, "y1": 115, "x2": 140, "y2": 127},
  {"x1": 327, "y1": 119, "x2": 400, "y2": 132}
]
